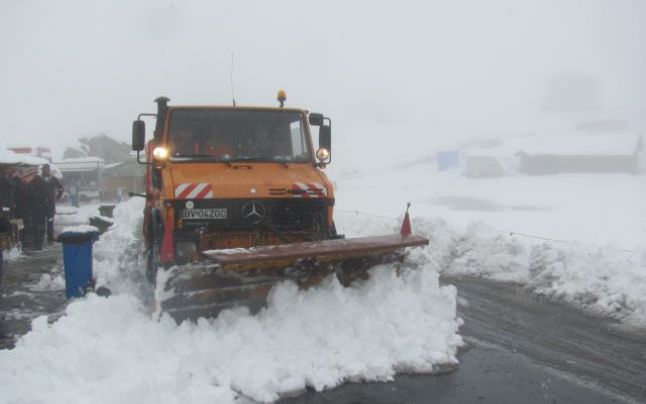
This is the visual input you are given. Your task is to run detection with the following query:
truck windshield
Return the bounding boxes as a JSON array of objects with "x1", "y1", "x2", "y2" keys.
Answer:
[{"x1": 166, "y1": 109, "x2": 311, "y2": 163}]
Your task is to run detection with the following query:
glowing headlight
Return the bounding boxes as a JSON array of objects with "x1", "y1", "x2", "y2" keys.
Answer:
[
  {"x1": 316, "y1": 148, "x2": 330, "y2": 161},
  {"x1": 153, "y1": 146, "x2": 169, "y2": 160}
]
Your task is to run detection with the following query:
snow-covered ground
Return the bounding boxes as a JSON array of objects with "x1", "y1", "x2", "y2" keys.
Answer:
[
  {"x1": 333, "y1": 164, "x2": 644, "y2": 248},
  {"x1": 3, "y1": 247, "x2": 23, "y2": 262},
  {"x1": 0, "y1": 198, "x2": 463, "y2": 403},
  {"x1": 332, "y1": 162, "x2": 646, "y2": 327},
  {"x1": 2, "y1": 152, "x2": 645, "y2": 403}
]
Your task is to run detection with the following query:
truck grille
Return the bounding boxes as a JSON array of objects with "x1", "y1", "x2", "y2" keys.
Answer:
[{"x1": 174, "y1": 198, "x2": 328, "y2": 232}]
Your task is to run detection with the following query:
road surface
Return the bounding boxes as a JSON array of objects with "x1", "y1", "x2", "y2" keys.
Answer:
[{"x1": 0, "y1": 244, "x2": 65, "y2": 349}]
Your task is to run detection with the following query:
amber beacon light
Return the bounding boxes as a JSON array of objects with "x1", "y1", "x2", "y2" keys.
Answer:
[{"x1": 277, "y1": 90, "x2": 287, "y2": 107}]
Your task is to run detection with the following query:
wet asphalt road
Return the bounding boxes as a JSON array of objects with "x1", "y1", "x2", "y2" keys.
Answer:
[
  {"x1": 0, "y1": 243, "x2": 66, "y2": 349},
  {"x1": 1, "y1": 246, "x2": 645, "y2": 403},
  {"x1": 281, "y1": 278, "x2": 646, "y2": 404}
]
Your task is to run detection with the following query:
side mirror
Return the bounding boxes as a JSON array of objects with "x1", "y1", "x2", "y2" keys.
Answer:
[
  {"x1": 309, "y1": 113, "x2": 324, "y2": 126},
  {"x1": 132, "y1": 120, "x2": 146, "y2": 151},
  {"x1": 317, "y1": 124, "x2": 332, "y2": 164},
  {"x1": 319, "y1": 125, "x2": 331, "y2": 151}
]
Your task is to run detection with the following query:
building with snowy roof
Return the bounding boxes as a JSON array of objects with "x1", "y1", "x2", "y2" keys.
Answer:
[
  {"x1": 53, "y1": 157, "x2": 104, "y2": 201},
  {"x1": 463, "y1": 132, "x2": 644, "y2": 177},
  {"x1": 1, "y1": 148, "x2": 62, "y2": 180}
]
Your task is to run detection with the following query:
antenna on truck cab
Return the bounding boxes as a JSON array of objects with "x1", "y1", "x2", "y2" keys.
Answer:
[{"x1": 230, "y1": 53, "x2": 236, "y2": 107}]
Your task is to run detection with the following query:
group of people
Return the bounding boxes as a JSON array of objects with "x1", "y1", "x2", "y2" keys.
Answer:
[{"x1": 0, "y1": 164, "x2": 63, "y2": 250}]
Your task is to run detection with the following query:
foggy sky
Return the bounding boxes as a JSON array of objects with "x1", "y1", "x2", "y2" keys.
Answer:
[{"x1": 2, "y1": 0, "x2": 645, "y2": 169}]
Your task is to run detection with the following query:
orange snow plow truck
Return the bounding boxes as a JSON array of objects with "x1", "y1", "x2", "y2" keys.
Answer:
[{"x1": 132, "y1": 94, "x2": 428, "y2": 321}]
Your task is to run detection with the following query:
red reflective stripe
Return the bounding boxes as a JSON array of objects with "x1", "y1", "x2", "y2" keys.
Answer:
[
  {"x1": 292, "y1": 184, "x2": 305, "y2": 198},
  {"x1": 194, "y1": 184, "x2": 212, "y2": 199},
  {"x1": 177, "y1": 183, "x2": 197, "y2": 199},
  {"x1": 307, "y1": 183, "x2": 325, "y2": 198}
]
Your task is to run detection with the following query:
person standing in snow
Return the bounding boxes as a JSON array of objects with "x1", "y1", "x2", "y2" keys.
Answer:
[
  {"x1": 24, "y1": 172, "x2": 49, "y2": 250},
  {"x1": 41, "y1": 164, "x2": 63, "y2": 243},
  {"x1": 0, "y1": 167, "x2": 15, "y2": 214},
  {"x1": 0, "y1": 167, "x2": 13, "y2": 272},
  {"x1": 12, "y1": 172, "x2": 26, "y2": 219}
]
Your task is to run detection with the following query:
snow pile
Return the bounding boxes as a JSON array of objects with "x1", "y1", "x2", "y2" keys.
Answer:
[
  {"x1": 59, "y1": 224, "x2": 99, "y2": 234},
  {"x1": 0, "y1": 197, "x2": 463, "y2": 403},
  {"x1": 416, "y1": 220, "x2": 531, "y2": 283},
  {"x1": 3, "y1": 246, "x2": 22, "y2": 261},
  {"x1": 335, "y1": 210, "x2": 399, "y2": 237},
  {"x1": 0, "y1": 268, "x2": 462, "y2": 403},
  {"x1": 92, "y1": 198, "x2": 146, "y2": 295},
  {"x1": 527, "y1": 243, "x2": 646, "y2": 325},
  {"x1": 367, "y1": 214, "x2": 646, "y2": 327},
  {"x1": 335, "y1": 209, "x2": 646, "y2": 326},
  {"x1": 30, "y1": 272, "x2": 65, "y2": 292},
  {"x1": 55, "y1": 203, "x2": 102, "y2": 226},
  {"x1": 55, "y1": 206, "x2": 79, "y2": 215}
]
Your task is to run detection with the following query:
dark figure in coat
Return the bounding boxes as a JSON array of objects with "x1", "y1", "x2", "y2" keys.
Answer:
[
  {"x1": 24, "y1": 174, "x2": 49, "y2": 250},
  {"x1": 12, "y1": 174, "x2": 26, "y2": 220},
  {"x1": 0, "y1": 168, "x2": 14, "y2": 273},
  {"x1": 0, "y1": 167, "x2": 16, "y2": 278},
  {"x1": 41, "y1": 164, "x2": 63, "y2": 243},
  {"x1": 0, "y1": 167, "x2": 15, "y2": 214}
]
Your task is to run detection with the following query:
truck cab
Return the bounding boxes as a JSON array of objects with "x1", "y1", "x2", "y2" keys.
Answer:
[{"x1": 132, "y1": 96, "x2": 335, "y2": 274}]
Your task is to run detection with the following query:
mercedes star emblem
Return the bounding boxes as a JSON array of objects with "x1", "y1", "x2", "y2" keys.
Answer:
[{"x1": 241, "y1": 201, "x2": 266, "y2": 224}]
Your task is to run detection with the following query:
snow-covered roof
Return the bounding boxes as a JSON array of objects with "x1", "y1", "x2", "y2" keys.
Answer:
[
  {"x1": 0, "y1": 149, "x2": 63, "y2": 178},
  {"x1": 103, "y1": 162, "x2": 122, "y2": 170},
  {"x1": 102, "y1": 160, "x2": 146, "y2": 177},
  {"x1": 55, "y1": 156, "x2": 104, "y2": 163},
  {"x1": 53, "y1": 157, "x2": 104, "y2": 172},
  {"x1": 18, "y1": 154, "x2": 53, "y2": 166},
  {"x1": 0, "y1": 149, "x2": 22, "y2": 164},
  {"x1": 1, "y1": 149, "x2": 53, "y2": 166}
]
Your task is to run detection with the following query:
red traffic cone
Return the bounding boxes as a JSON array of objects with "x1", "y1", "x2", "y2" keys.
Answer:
[{"x1": 400, "y1": 202, "x2": 412, "y2": 237}]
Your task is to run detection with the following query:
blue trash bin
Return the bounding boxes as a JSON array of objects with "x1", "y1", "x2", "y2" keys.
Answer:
[{"x1": 57, "y1": 228, "x2": 99, "y2": 299}]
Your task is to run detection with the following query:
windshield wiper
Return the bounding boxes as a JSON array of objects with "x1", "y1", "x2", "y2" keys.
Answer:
[
  {"x1": 229, "y1": 157, "x2": 291, "y2": 167},
  {"x1": 171, "y1": 155, "x2": 230, "y2": 163}
]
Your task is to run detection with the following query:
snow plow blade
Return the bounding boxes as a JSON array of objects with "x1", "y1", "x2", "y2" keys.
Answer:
[{"x1": 159, "y1": 234, "x2": 428, "y2": 322}]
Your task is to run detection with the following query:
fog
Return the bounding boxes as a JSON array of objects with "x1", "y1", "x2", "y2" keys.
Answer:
[{"x1": 2, "y1": 0, "x2": 646, "y2": 170}]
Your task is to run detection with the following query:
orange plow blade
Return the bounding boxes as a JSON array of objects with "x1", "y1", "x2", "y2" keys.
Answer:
[{"x1": 159, "y1": 234, "x2": 429, "y2": 322}]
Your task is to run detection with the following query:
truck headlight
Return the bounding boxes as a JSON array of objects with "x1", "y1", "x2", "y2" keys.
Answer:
[
  {"x1": 153, "y1": 146, "x2": 170, "y2": 160},
  {"x1": 316, "y1": 148, "x2": 330, "y2": 162}
]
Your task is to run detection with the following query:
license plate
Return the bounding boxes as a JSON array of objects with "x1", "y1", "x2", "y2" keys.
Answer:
[{"x1": 180, "y1": 208, "x2": 228, "y2": 220}]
